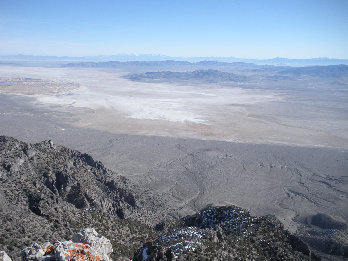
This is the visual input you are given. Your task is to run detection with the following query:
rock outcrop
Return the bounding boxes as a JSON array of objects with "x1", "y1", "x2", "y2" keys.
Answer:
[
  {"x1": 0, "y1": 251, "x2": 12, "y2": 261},
  {"x1": 134, "y1": 206, "x2": 321, "y2": 260},
  {"x1": 71, "y1": 228, "x2": 113, "y2": 260},
  {"x1": 21, "y1": 228, "x2": 112, "y2": 261}
]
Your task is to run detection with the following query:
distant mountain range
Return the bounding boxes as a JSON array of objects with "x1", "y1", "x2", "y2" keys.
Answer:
[
  {"x1": 125, "y1": 69, "x2": 247, "y2": 83},
  {"x1": 1, "y1": 54, "x2": 348, "y2": 66}
]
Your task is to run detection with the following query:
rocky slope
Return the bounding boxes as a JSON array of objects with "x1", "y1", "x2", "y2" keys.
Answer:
[
  {"x1": 0, "y1": 136, "x2": 166, "y2": 260},
  {"x1": 134, "y1": 206, "x2": 320, "y2": 260},
  {"x1": 0, "y1": 136, "x2": 324, "y2": 260},
  {"x1": 1, "y1": 207, "x2": 321, "y2": 260}
]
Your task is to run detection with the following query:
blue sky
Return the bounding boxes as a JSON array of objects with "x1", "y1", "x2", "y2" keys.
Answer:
[{"x1": 1, "y1": 0, "x2": 347, "y2": 58}]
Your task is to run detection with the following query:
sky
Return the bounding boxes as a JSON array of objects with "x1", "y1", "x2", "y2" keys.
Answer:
[{"x1": 0, "y1": 0, "x2": 348, "y2": 59}]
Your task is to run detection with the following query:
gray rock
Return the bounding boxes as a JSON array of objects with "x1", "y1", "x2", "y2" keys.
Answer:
[
  {"x1": 53, "y1": 241, "x2": 73, "y2": 261},
  {"x1": 21, "y1": 242, "x2": 54, "y2": 261},
  {"x1": 72, "y1": 228, "x2": 113, "y2": 260},
  {"x1": 53, "y1": 239, "x2": 111, "y2": 261},
  {"x1": 54, "y1": 240, "x2": 110, "y2": 260},
  {"x1": 21, "y1": 243, "x2": 45, "y2": 260},
  {"x1": 21, "y1": 229, "x2": 113, "y2": 261},
  {"x1": 0, "y1": 251, "x2": 12, "y2": 261}
]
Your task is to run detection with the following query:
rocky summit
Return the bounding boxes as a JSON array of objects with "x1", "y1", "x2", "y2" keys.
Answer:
[
  {"x1": 0, "y1": 136, "x2": 321, "y2": 260},
  {"x1": 1, "y1": 228, "x2": 113, "y2": 261},
  {"x1": 20, "y1": 228, "x2": 113, "y2": 261}
]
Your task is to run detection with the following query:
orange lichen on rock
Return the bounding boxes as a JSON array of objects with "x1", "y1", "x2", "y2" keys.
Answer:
[
  {"x1": 21, "y1": 229, "x2": 113, "y2": 261},
  {"x1": 68, "y1": 243, "x2": 89, "y2": 249},
  {"x1": 44, "y1": 245, "x2": 55, "y2": 256},
  {"x1": 63, "y1": 243, "x2": 103, "y2": 261}
]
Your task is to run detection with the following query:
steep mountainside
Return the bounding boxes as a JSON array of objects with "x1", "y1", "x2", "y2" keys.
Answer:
[{"x1": 0, "y1": 136, "x2": 167, "y2": 259}]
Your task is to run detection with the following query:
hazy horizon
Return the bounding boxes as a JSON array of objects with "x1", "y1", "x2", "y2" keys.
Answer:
[{"x1": 1, "y1": 53, "x2": 348, "y2": 60}]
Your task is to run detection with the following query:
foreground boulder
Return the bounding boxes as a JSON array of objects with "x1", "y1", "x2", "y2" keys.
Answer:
[
  {"x1": 21, "y1": 228, "x2": 113, "y2": 261},
  {"x1": 71, "y1": 228, "x2": 113, "y2": 260},
  {"x1": 0, "y1": 252, "x2": 12, "y2": 261}
]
